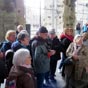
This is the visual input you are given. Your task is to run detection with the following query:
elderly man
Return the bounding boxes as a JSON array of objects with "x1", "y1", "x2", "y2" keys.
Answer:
[
  {"x1": 48, "y1": 29, "x2": 64, "y2": 82},
  {"x1": 33, "y1": 26, "x2": 55, "y2": 88},
  {"x1": 11, "y1": 31, "x2": 30, "y2": 52}
]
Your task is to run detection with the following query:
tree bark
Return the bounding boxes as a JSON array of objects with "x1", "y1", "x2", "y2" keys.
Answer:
[{"x1": 63, "y1": 0, "x2": 76, "y2": 29}]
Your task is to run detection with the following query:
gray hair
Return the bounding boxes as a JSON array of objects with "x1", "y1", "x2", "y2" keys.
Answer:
[
  {"x1": 17, "y1": 31, "x2": 29, "y2": 41},
  {"x1": 13, "y1": 48, "x2": 30, "y2": 66},
  {"x1": 73, "y1": 34, "x2": 82, "y2": 42}
]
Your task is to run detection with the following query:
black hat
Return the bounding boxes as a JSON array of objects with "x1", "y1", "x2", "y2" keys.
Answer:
[{"x1": 39, "y1": 26, "x2": 48, "y2": 33}]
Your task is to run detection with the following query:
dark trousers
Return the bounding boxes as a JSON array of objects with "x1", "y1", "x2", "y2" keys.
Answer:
[
  {"x1": 59, "y1": 53, "x2": 65, "y2": 69},
  {"x1": 36, "y1": 72, "x2": 49, "y2": 88},
  {"x1": 50, "y1": 57, "x2": 57, "y2": 77},
  {"x1": 36, "y1": 73, "x2": 45, "y2": 88},
  {"x1": 59, "y1": 53, "x2": 66, "y2": 77},
  {"x1": 45, "y1": 71, "x2": 50, "y2": 82}
]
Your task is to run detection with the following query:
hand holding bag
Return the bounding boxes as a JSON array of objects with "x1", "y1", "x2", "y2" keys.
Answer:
[{"x1": 63, "y1": 56, "x2": 74, "y2": 65}]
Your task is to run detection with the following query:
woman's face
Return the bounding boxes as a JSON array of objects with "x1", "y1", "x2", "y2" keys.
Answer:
[
  {"x1": 9, "y1": 33, "x2": 16, "y2": 42},
  {"x1": 66, "y1": 29, "x2": 73, "y2": 36},
  {"x1": 25, "y1": 56, "x2": 31, "y2": 65},
  {"x1": 75, "y1": 37, "x2": 83, "y2": 45}
]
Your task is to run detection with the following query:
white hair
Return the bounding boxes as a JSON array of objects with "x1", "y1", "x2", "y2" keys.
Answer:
[
  {"x1": 13, "y1": 48, "x2": 30, "y2": 66},
  {"x1": 73, "y1": 34, "x2": 82, "y2": 42}
]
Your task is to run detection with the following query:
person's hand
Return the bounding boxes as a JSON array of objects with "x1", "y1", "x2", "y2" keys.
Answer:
[
  {"x1": 72, "y1": 54, "x2": 78, "y2": 60},
  {"x1": 50, "y1": 50, "x2": 56, "y2": 55},
  {"x1": 73, "y1": 50, "x2": 78, "y2": 55}
]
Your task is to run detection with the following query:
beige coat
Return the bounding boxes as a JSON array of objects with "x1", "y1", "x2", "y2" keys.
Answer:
[{"x1": 66, "y1": 42, "x2": 88, "y2": 81}]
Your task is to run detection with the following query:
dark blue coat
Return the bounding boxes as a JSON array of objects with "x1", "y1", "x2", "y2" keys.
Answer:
[
  {"x1": 1, "y1": 41, "x2": 12, "y2": 52},
  {"x1": 11, "y1": 40, "x2": 30, "y2": 52}
]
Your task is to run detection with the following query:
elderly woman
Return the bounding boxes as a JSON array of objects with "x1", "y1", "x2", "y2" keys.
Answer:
[
  {"x1": 66, "y1": 34, "x2": 88, "y2": 88},
  {"x1": 6, "y1": 48, "x2": 36, "y2": 88},
  {"x1": 11, "y1": 31, "x2": 30, "y2": 52},
  {"x1": 1, "y1": 30, "x2": 16, "y2": 52}
]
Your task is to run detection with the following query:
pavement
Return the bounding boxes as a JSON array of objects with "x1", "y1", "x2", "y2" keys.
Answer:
[
  {"x1": 43, "y1": 60, "x2": 66, "y2": 88},
  {"x1": 1, "y1": 60, "x2": 66, "y2": 88}
]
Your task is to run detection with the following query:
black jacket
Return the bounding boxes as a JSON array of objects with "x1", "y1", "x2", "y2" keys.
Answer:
[
  {"x1": 50, "y1": 36, "x2": 64, "y2": 60},
  {"x1": 61, "y1": 37, "x2": 72, "y2": 58},
  {"x1": 0, "y1": 59, "x2": 8, "y2": 83}
]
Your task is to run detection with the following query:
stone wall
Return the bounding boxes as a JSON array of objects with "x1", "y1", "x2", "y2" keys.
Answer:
[{"x1": 0, "y1": 0, "x2": 25, "y2": 42}]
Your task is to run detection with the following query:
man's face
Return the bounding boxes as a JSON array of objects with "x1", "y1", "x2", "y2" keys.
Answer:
[
  {"x1": 49, "y1": 34, "x2": 55, "y2": 39},
  {"x1": 40, "y1": 33, "x2": 48, "y2": 39},
  {"x1": 21, "y1": 36, "x2": 30, "y2": 46}
]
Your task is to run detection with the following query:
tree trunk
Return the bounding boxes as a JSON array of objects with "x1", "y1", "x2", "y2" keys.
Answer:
[{"x1": 63, "y1": 0, "x2": 76, "y2": 29}]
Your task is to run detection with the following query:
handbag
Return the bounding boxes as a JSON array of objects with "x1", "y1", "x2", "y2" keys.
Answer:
[{"x1": 63, "y1": 56, "x2": 74, "y2": 65}]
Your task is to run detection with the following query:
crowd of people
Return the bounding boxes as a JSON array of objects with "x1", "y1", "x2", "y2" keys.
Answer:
[{"x1": 0, "y1": 24, "x2": 88, "y2": 88}]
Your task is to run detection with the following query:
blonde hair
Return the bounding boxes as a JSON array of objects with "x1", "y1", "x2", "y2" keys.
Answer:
[
  {"x1": 63, "y1": 28, "x2": 73, "y2": 35},
  {"x1": 5, "y1": 30, "x2": 16, "y2": 41}
]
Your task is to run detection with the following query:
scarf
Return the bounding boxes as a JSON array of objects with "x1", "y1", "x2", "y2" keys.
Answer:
[{"x1": 60, "y1": 33, "x2": 74, "y2": 42}]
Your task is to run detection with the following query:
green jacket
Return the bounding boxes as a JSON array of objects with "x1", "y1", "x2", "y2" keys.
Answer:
[{"x1": 34, "y1": 44, "x2": 50, "y2": 73}]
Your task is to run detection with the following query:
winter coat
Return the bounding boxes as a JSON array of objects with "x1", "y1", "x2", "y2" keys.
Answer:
[
  {"x1": 1, "y1": 41, "x2": 12, "y2": 52},
  {"x1": 60, "y1": 34, "x2": 73, "y2": 58},
  {"x1": 33, "y1": 37, "x2": 50, "y2": 73},
  {"x1": 66, "y1": 43, "x2": 88, "y2": 81},
  {"x1": 0, "y1": 59, "x2": 8, "y2": 83},
  {"x1": 49, "y1": 36, "x2": 64, "y2": 60},
  {"x1": 83, "y1": 39, "x2": 88, "y2": 46},
  {"x1": 8, "y1": 66, "x2": 36, "y2": 88},
  {"x1": 11, "y1": 40, "x2": 29, "y2": 52}
]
